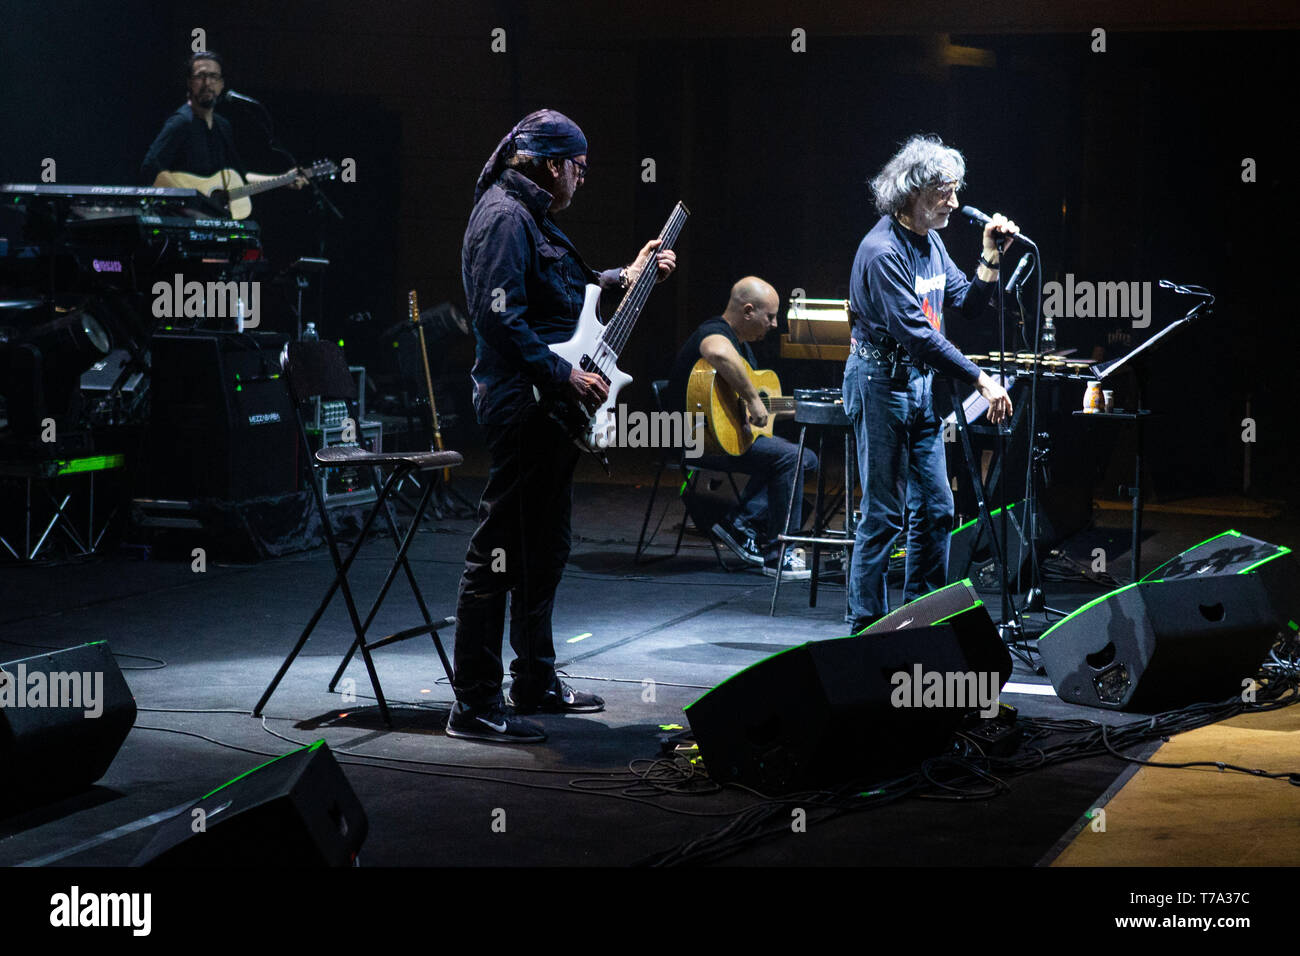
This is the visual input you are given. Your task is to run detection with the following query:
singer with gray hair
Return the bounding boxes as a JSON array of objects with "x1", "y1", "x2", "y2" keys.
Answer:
[{"x1": 842, "y1": 134, "x2": 1019, "y2": 633}]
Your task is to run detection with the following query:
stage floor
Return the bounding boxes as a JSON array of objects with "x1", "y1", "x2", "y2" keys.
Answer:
[{"x1": 1, "y1": 482, "x2": 1294, "y2": 867}]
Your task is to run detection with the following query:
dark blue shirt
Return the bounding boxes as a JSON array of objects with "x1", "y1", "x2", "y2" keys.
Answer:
[
  {"x1": 849, "y1": 214, "x2": 994, "y2": 384},
  {"x1": 461, "y1": 168, "x2": 620, "y2": 425},
  {"x1": 140, "y1": 103, "x2": 245, "y2": 184}
]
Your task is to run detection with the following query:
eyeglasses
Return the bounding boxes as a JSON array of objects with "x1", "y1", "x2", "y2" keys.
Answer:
[
  {"x1": 931, "y1": 180, "x2": 961, "y2": 199},
  {"x1": 191, "y1": 71, "x2": 223, "y2": 83},
  {"x1": 568, "y1": 158, "x2": 588, "y2": 178}
]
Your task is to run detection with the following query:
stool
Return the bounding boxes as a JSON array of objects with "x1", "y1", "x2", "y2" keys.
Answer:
[{"x1": 769, "y1": 393, "x2": 857, "y2": 616}]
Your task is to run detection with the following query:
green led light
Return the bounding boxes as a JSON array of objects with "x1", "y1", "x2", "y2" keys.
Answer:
[
  {"x1": 337, "y1": 339, "x2": 345, "y2": 347},
  {"x1": 56, "y1": 454, "x2": 125, "y2": 475}
]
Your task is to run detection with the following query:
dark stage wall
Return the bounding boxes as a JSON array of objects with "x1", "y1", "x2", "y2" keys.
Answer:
[{"x1": 1, "y1": 1, "x2": 1293, "y2": 501}]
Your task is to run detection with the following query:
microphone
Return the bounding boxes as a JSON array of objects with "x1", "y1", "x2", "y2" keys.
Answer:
[
  {"x1": 219, "y1": 89, "x2": 262, "y2": 105},
  {"x1": 960, "y1": 205, "x2": 1032, "y2": 247},
  {"x1": 1004, "y1": 252, "x2": 1034, "y2": 293}
]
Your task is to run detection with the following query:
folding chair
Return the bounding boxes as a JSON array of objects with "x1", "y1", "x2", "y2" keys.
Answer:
[
  {"x1": 635, "y1": 379, "x2": 746, "y2": 568},
  {"x1": 253, "y1": 341, "x2": 463, "y2": 726}
]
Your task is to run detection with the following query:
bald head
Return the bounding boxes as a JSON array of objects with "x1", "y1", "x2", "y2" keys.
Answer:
[
  {"x1": 726, "y1": 277, "x2": 777, "y2": 313},
  {"x1": 722, "y1": 276, "x2": 780, "y2": 343}
]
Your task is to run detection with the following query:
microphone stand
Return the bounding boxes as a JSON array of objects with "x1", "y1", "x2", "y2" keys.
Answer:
[
  {"x1": 991, "y1": 240, "x2": 1025, "y2": 646},
  {"x1": 1011, "y1": 242, "x2": 1066, "y2": 625},
  {"x1": 222, "y1": 91, "x2": 341, "y2": 338}
]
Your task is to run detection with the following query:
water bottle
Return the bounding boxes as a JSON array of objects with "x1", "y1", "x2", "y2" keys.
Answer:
[
  {"x1": 1040, "y1": 316, "x2": 1057, "y2": 354},
  {"x1": 303, "y1": 321, "x2": 319, "y2": 342}
]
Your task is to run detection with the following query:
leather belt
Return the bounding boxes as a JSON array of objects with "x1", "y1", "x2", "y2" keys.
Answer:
[{"x1": 851, "y1": 336, "x2": 929, "y2": 374}]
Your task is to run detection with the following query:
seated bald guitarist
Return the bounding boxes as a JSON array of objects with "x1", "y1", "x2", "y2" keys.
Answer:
[{"x1": 666, "y1": 277, "x2": 819, "y2": 578}]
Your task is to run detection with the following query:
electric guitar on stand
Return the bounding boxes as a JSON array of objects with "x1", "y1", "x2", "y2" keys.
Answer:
[
  {"x1": 687, "y1": 357, "x2": 795, "y2": 456},
  {"x1": 536, "y1": 201, "x2": 689, "y2": 470},
  {"x1": 408, "y1": 288, "x2": 474, "y2": 518}
]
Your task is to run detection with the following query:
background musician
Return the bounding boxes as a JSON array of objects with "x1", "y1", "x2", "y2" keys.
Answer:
[
  {"x1": 667, "y1": 277, "x2": 819, "y2": 578},
  {"x1": 140, "y1": 51, "x2": 305, "y2": 191}
]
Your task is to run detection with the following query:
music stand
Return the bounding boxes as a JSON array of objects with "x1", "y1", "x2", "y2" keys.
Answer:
[{"x1": 1081, "y1": 285, "x2": 1211, "y2": 580}]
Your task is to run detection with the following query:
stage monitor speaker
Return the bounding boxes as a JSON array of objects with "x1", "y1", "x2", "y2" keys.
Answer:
[
  {"x1": 149, "y1": 331, "x2": 297, "y2": 501},
  {"x1": 132, "y1": 740, "x2": 367, "y2": 867},
  {"x1": 0, "y1": 642, "x2": 137, "y2": 809},
  {"x1": 1141, "y1": 529, "x2": 1298, "y2": 629},
  {"x1": 685, "y1": 583, "x2": 1012, "y2": 793},
  {"x1": 1038, "y1": 573, "x2": 1283, "y2": 712},
  {"x1": 947, "y1": 501, "x2": 1034, "y2": 588}
]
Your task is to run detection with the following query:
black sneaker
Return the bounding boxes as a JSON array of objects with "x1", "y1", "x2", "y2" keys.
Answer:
[
  {"x1": 848, "y1": 614, "x2": 883, "y2": 635},
  {"x1": 445, "y1": 701, "x2": 547, "y2": 743},
  {"x1": 711, "y1": 517, "x2": 764, "y2": 566},
  {"x1": 508, "y1": 679, "x2": 605, "y2": 715},
  {"x1": 764, "y1": 547, "x2": 812, "y2": 580}
]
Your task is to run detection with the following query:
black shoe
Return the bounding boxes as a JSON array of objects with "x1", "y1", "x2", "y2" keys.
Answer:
[
  {"x1": 710, "y1": 518, "x2": 764, "y2": 566},
  {"x1": 849, "y1": 614, "x2": 883, "y2": 635},
  {"x1": 445, "y1": 701, "x2": 547, "y2": 743},
  {"x1": 508, "y1": 679, "x2": 605, "y2": 715},
  {"x1": 764, "y1": 547, "x2": 812, "y2": 580}
]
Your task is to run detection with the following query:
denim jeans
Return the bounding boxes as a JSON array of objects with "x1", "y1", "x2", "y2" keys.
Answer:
[
  {"x1": 842, "y1": 351, "x2": 955, "y2": 622},
  {"x1": 693, "y1": 435, "x2": 818, "y2": 558}
]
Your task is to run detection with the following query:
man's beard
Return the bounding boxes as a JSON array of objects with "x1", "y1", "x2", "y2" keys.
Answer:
[{"x1": 194, "y1": 90, "x2": 217, "y2": 107}]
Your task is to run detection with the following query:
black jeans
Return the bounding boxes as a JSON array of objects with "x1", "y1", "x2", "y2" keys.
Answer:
[{"x1": 452, "y1": 409, "x2": 580, "y2": 708}]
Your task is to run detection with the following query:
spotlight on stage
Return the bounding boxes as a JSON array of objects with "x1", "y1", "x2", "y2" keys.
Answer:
[{"x1": 0, "y1": 302, "x2": 112, "y2": 448}]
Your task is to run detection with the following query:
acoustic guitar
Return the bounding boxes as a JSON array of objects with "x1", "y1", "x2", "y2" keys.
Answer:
[
  {"x1": 154, "y1": 159, "x2": 337, "y2": 220},
  {"x1": 686, "y1": 356, "x2": 796, "y2": 456}
]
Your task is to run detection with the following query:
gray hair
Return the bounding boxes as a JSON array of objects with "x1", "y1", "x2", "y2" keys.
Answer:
[{"x1": 869, "y1": 135, "x2": 966, "y2": 217}]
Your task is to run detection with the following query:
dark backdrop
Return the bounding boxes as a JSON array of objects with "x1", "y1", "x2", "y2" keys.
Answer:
[{"x1": 1, "y1": 0, "x2": 1292, "y2": 501}]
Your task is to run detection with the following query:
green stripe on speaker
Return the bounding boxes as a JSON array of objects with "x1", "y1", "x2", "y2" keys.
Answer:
[
  {"x1": 1039, "y1": 582, "x2": 1140, "y2": 640},
  {"x1": 202, "y1": 740, "x2": 325, "y2": 801}
]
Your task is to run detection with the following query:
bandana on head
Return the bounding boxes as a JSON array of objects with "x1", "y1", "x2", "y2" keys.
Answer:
[{"x1": 473, "y1": 108, "x2": 588, "y2": 204}]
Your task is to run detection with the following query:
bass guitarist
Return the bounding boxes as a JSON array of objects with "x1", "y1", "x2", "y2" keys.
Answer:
[
  {"x1": 449, "y1": 108, "x2": 676, "y2": 744},
  {"x1": 666, "y1": 277, "x2": 818, "y2": 578}
]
